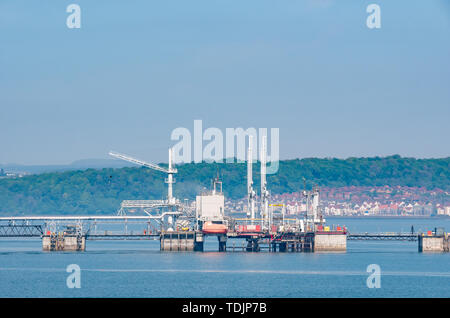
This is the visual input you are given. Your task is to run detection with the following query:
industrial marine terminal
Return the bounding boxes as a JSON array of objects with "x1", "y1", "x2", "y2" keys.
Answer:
[{"x1": 0, "y1": 137, "x2": 448, "y2": 253}]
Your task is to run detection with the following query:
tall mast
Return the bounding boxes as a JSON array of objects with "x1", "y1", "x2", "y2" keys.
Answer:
[
  {"x1": 260, "y1": 135, "x2": 269, "y2": 228},
  {"x1": 247, "y1": 136, "x2": 256, "y2": 223},
  {"x1": 312, "y1": 186, "x2": 319, "y2": 222},
  {"x1": 167, "y1": 148, "x2": 174, "y2": 205}
]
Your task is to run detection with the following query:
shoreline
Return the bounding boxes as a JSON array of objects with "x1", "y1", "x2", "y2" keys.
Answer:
[
  {"x1": 325, "y1": 215, "x2": 449, "y2": 219},
  {"x1": 228, "y1": 212, "x2": 449, "y2": 219}
]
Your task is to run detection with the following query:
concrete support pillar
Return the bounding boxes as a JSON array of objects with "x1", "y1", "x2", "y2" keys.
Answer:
[
  {"x1": 42, "y1": 235, "x2": 85, "y2": 251},
  {"x1": 194, "y1": 232, "x2": 204, "y2": 252},
  {"x1": 313, "y1": 233, "x2": 346, "y2": 252},
  {"x1": 218, "y1": 235, "x2": 227, "y2": 252},
  {"x1": 246, "y1": 239, "x2": 253, "y2": 252},
  {"x1": 444, "y1": 236, "x2": 450, "y2": 252},
  {"x1": 161, "y1": 232, "x2": 196, "y2": 251},
  {"x1": 419, "y1": 235, "x2": 447, "y2": 252},
  {"x1": 246, "y1": 239, "x2": 260, "y2": 252}
]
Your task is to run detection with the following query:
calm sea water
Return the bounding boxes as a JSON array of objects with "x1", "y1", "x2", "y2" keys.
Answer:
[{"x1": 0, "y1": 217, "x2": 449, "y2": 298}]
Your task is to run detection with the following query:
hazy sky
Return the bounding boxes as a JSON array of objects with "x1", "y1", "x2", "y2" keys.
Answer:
[{"x1": 1, "y1": 0, "x2": 449, "y2": 165}]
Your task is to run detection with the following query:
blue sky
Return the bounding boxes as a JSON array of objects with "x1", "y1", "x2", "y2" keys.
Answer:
[{"x1": 1, "y1": 0, "x2": 449, "y2": 164}]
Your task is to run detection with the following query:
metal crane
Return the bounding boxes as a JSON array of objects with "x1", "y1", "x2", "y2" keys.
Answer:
[{"x1": 109, "y1": 148, "x2": 179, "y2": 215}]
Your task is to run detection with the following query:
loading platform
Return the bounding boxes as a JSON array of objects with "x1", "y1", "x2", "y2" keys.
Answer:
[{"x1": 0, "y1": 216, "x2": 448, "y2": 253}]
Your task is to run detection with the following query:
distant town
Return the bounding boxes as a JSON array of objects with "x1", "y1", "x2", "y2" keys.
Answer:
[
  {"x1": 0, "y1": 168, "x2": 27, "y2": 179},
  {"x1": 226, "y1": 185, "x2": 450, "y2": 217}
]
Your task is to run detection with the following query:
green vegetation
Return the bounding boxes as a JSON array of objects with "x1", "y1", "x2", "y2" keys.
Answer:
[{"x1": 0, "y1": 155, "x2": 448, "y2": 215}]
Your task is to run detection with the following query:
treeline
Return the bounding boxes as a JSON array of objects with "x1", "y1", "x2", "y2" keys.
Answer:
[{"x1": 0, "y1": 155, "x2": 448, "y2": 215}]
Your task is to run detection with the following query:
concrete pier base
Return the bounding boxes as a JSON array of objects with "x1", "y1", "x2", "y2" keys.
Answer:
[
  {"x1": 42, "y1": 235, "x2": 85, "y2": 251},
  {"x1": 160, "y1": 232, "x2": 195, "y2": 251},
  {"x1": 313, "y1": 233, "x2": 347, "y2": 252},
  {"x1": 419, "y1": 235, "x2": 449, "y2": 252}
]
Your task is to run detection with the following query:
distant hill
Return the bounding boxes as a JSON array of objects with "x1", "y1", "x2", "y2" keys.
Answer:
[
  {"x1": 0, "y1": 159, "x2": 133, "y2": 174},
  {"x1": 0, "y1": 155, "x2": 448, "y2": 215}
]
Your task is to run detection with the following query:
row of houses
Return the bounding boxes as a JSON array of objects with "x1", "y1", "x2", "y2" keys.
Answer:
[
  {"x1": 225, "y1": 191, "x2": 449, "y2": 217},
  {"x1": 437, "y1": 205, "x2": 450, "y2": 216},
  {"x1": 322, "y1": 201, "x2": 437, "y2": 216}
]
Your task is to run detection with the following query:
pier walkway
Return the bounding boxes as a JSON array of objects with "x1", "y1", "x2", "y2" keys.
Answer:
[{"x1": 347, "y1": 232, "x2": 418, "y2": 241}]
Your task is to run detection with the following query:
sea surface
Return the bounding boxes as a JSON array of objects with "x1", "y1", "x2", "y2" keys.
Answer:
[{"x1": 0, "y1": 217, "x2": 449, "y2": 298}]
